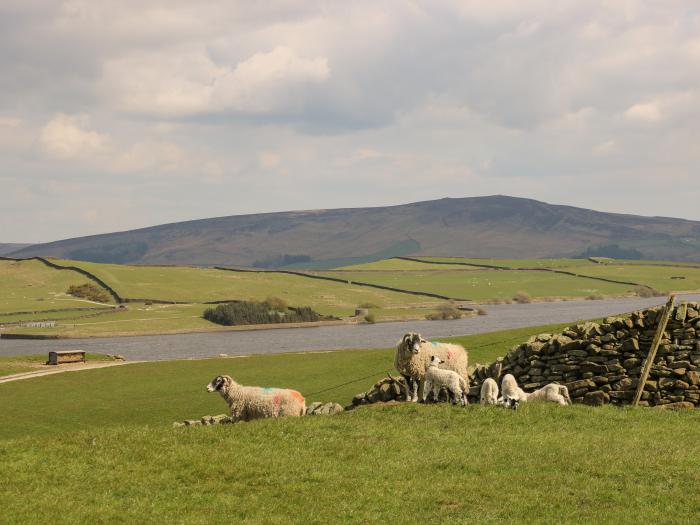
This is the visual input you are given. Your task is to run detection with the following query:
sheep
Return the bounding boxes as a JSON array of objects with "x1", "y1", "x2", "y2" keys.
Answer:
[
  {"x1": 206, "y1": 375, "x2": 306, "y2": 422},
  {"x1": 498, "y1": 374, "x2": 571, "y2": 407},
  {"x1": 480, "y1": 377, "x2": 499, "y2": 406},
  {"x1": 525, "y1": 383, "x2": 572, "y2": 406},
  {"x1": 394, "y1": 332, "x2": 469, "y2": 402},
  {"x1": 423, "y1": 356, "x2": 468, "y2": 406},
  {"x1": 497, "y1": 373, "x2": 528, "y2": 408}
]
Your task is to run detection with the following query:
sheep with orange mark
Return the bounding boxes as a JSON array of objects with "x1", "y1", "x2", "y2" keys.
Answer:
[{"x1": 206, "y1": 375, "x2": 306, "y2": 422}]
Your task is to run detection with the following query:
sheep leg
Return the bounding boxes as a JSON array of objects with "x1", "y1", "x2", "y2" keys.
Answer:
[
  {"x1": 412, "y1": 378, "x2": 420, "y2": 403},
  {"x1": 401, "y1": 374, "x2": 412, "y2": 402}
]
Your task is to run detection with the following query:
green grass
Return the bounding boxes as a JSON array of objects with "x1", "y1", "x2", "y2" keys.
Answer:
[
  {"x1": 1, "y1": 321, "x2": 699, "y2": 523},
  {"x1": 55, "y1": 259, "x2": 442, "y2": 317},
  {"x1": 0, "y1": 307, "x2": 115, "y2": 324},
  {"x1": 0, "y1": 259, "x2": 114, "y2": 313},
  {"x1": 0, "y1": 353, "x2": 113, "y2": 378},
  {"x1": 411, "y1": 256, "x2": 598, "y2": 268},
  {"x1": 319, "y1": 268, "x2": 632, "y2": 301},
  {"x1": 574, "y1": 264, "x2": 700, "y2": 292}
]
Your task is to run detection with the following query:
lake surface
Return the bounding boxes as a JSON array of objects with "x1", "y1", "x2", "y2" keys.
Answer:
[{"x1": 2, "y1": 294, "x2": 698, "y2": 361}]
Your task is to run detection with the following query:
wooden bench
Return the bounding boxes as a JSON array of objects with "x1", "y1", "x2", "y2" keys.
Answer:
[{"x1": 47, "y1": 350, "x2": 86, "y2": 365}]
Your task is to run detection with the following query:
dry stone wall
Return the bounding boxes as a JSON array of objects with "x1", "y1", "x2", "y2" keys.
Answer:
[{"x1": 470, "y1": 301, "x2": 700, "y2": 408}]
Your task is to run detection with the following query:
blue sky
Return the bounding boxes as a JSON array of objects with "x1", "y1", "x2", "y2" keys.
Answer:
[{"x1": 2, "y1": 1, "x2": 700, "y2": 243}]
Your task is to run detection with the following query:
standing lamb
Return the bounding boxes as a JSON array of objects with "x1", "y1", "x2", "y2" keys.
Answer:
[
  {"x1": 423, "y1": 356, "x2": 468, "y2": 406},
  {"x1": 206, "y1": 375, "x2": 306, "y2": 422},
  {"x1": 395, "y1": 332, "x2": 468, "y2": 402},
  {"x1": 480, "y1": 377, "x2": 499, "y2": 406}
]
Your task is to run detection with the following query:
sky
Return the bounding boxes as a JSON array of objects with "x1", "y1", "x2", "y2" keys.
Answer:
[{"x1": 2, "y1": 0, "x2": 700, "y2": 244}]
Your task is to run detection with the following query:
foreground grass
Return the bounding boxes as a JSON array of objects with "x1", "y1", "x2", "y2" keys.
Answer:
[
  {"x1": 2, "y1": 322, "x2": 698, "y2": 523},
  {"x1": 1, "y1": 405, "x2": 699, "y2": 524}
]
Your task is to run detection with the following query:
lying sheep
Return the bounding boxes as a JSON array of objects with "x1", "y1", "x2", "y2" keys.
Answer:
[
  {"x1": 480, "y1": 377, "x2": 499, "y2": 406},
  {"x1": 395, "y1": 332, "x2": 468, "y2": 402},
  {"x1": 206, "y1": 375, "x2": 306, "y2": 422},
  {"x1": 498, "y1": 374, "x2": 571, "y2": 407},
  {"x1": 423, "y1": 356, "x2": 468, "y2": 406},
  {"x1": 526, "y1": 383, "x2": 572, "y2": 406}
]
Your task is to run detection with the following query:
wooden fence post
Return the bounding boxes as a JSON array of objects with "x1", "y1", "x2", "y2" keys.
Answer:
[{"x1": 632, "y1": 295, "x2": 676, "y2": 407}]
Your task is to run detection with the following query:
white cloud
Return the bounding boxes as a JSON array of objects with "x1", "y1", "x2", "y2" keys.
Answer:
[
  {"x1": 101, "y1": 46, "x2": 329, "y2": 117},
  {"x1": 0, "y1": 117, "x2": 21, "y2": 127},
  {"x1": 38, "y1": 114, "x2": 112, "y2": 160},
  {"x1": 623, "y1": 103, "x2": 661, "y2": 123}
]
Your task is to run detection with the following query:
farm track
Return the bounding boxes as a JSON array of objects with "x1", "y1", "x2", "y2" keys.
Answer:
[{"x1": 3, "y1": 293, "x2": 699, "y2": 361}]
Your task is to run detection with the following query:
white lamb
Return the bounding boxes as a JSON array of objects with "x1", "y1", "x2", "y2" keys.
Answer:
[
  {"x1": 498, "y1": 374, "x2": 571, "y2": 407},
  {"x1": 395, "y1": 332, "x2": 469, "y2": 402},
  {"x1": 480, "y1": 377, "x2": 499, "y2": 406},
  {"x1": 422, "y1": 356, "x2": 468, "y2": 406},
  {"x1": 206, "y1": 375, "x2": 306, "y2": 422},
  {"x1": 526, "y1": 383, "x2": 572, "y2": 406}
]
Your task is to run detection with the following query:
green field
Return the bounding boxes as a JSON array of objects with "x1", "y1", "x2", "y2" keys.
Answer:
[
  {"x1": 320, "y1": 268, "x2": 632, "y2": 301},
  {"x1": 0, "y1": 353, "x2": 113, "y2": 378},
  {"x1": 1, "y1": 324, "x2": 699, "y2": 523},
  {"x1": 0, "y1": 259, "x2": 115, "y2": 313}
]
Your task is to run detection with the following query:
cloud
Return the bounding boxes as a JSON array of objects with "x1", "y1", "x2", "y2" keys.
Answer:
[
  {"x1": 38, "y1": 113, "x2": 112, "y2": 160},
  {"x1": 624, "y1": 103, "x2": 661, "y2": 123},
  {"x1": 101, "y1": 46, "x2": 329, "y2": 117}
]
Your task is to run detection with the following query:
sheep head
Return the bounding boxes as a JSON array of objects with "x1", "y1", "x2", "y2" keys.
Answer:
[
  {"x1": 206, "y1": 375, "x2": 233, "y2": 393},
  {"x1": 399, "y1": 332, "x2": 427, "y2": 354},
  {"x1": 429, "y1": 355, "x2": 444, "y2": 367}
]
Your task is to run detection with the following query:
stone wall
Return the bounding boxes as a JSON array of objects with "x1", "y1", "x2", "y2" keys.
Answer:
[{"x1": 469, "y1": 301, "x2": 700, "y2": 408}]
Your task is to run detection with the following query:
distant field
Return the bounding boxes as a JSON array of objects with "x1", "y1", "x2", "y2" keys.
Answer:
[
  {"x1": 319, "y1": 268, "x2": 632, "y2": 301},
  {"x1": 1, "y1": 323, "x2": 699, "y2": 523},
  {"x1": 573, "y1": 264, "x2": 700, "y2": 292},
  {"x1": 411, "y1": 257, "x2": 597, "y2": 269},
  {"x1": 0, "y1": 259, "x2": 114, "y2": 313}
]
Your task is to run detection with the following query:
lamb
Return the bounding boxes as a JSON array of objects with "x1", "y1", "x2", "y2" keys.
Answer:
[
  {"x1": 480, "y1": 377, "x2": 499, "y2": 406},
  {"x1": 423, "y1": 356, "x2": 468, "y2": 406},
  {"x1": 498, "y1": 373, "x2": 528, "y2": 408},
  {"x1": 498, "y1": 374, "x2": 571, "y2": 407},
  {"x1": 525, "y1": 383, "x2": 572, "y2": 406},
  {"x1": 394, "y1": 332, "x2": 469, "y2": 402},
  {"x1": 206, "y1": 375, "x2": 306, "y2": 422}
]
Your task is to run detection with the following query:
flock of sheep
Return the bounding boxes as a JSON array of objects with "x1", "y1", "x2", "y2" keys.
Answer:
[{"x1": 206, "y1": 331, "x2": 572, "y2": 423}]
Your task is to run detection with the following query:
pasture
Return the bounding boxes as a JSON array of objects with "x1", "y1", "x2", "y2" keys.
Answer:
[{"x1": 1, "y1": 323, "x2": 699, "y2": 523}]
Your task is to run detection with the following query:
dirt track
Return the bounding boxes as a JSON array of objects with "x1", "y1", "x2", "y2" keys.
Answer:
[{"x1": 2, "y1": 294, "x2": 699, "y2": 361}]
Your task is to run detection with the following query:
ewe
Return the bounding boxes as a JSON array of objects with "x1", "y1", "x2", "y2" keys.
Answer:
[
  {"x1": 395, "y1": 332, "x2": 468, "y2": 402},
  {"x1": 206, "y1": 375, "x2": 306, "y2": 422},
  {"x1": 423, "y1": 356, "x2": 468, "y2": 406}
]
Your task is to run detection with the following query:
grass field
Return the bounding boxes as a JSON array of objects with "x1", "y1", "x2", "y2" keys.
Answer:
[
  {"x1": 1, "y1": 323, "x2": 699, "y2": 523},
  {"x1": 0, "y1": 353, "x2": 113, "y2": 378},
  {"x1": 0, "y1": 259, "x2": 114, "y2": 313},
  {"x1": 320, "y1": 268, "x2": 632, "y2": 301}
]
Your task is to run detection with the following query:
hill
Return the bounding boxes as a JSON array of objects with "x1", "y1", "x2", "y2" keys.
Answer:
[
  {"x1": 9, "y1": 196, "x2": 700, "y2": 266},
  {"x1": 0, "y1": 243, "x2": 31, "y2": 256}
]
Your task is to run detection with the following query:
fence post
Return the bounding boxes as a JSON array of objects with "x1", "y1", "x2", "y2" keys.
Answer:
[{"x1": 632, "y1": 294, "x2": 676, "y2": 407}]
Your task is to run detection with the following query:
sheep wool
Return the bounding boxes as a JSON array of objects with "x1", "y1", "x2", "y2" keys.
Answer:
[
  {"x1": 525, "y1": 383, "x2": 572, "y2": 406},
  {"x1": 423, "y1": 356, "x2": 468, "y2": 406},
  {"x1": 480, "y1": 377, "x2": 499, "y2": 406},
  {"x1": 499, "y1": 373, "x2": 528, "y2": 404},
  {"x1": 207, "y1": 375, "x2": 306, "y2": 422},
  {"x1": 395, "y1": 332, "x2": 469, "y2": 402}
]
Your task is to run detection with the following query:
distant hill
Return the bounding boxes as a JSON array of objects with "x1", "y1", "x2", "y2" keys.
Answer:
[
  {"x1": 9, "y1": 196, "x2": 700, "y2": 266},
  {"x1": 0, "y1": 243, "x2": 31, "y2": 256}
]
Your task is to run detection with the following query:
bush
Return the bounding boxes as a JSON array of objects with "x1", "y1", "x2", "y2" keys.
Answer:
[
  {"x1": 426, "y1": 303, "x2": 462, "y2": 320},
  {"x1": 264, "y1": 296, "x2": 289, "y2": 312},
  {"x1": 358, "y1": 302, "x2": 378, "y2": 309},
  {"x1": 203, "y1": 301, "x2": 322, "y2": 326},
  {"x1": 634, "y1": 286, "x2": 665, "y2": 298},
  {"x1": 67, "y1": 283, "x2": 111, "y2": 303},
  {"x1": 513, "y1": 291, "x2": 532, "y2": 304},
  {"x1": 476, "y1": 308, "x2": 488, "y2": 316},
  {"x1": 364, "y1": 314, "x2": 376, "y2": 324},
  {"x1": 585, "y1": 294, "x2": 604, "y2": 301}
]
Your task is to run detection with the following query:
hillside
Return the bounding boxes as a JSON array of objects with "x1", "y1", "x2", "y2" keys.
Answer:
[
  {"x1": 0, "y1": 243, "x2": 31, "y2": 256},
  {"x1": 9, "y1": 196, "x2": 700, "y2": 266}
]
